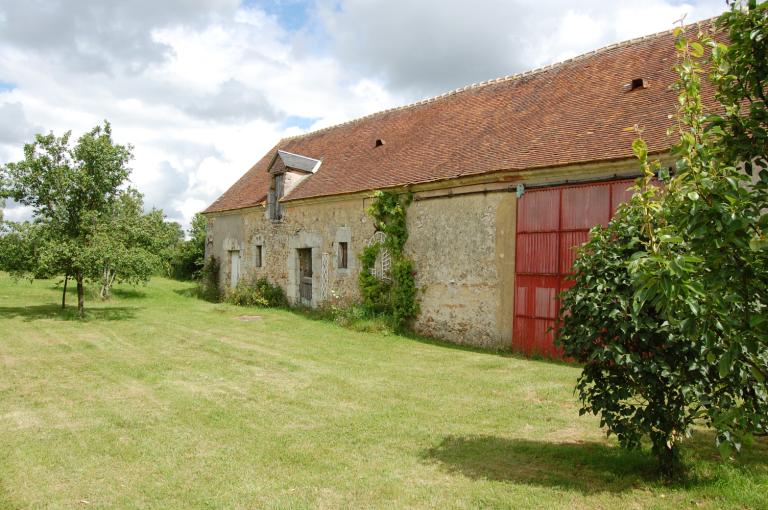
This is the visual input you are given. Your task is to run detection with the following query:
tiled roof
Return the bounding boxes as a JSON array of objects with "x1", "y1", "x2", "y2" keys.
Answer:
[{"x1": 204, "y1": 21, "x2": 718, "y2": 213}]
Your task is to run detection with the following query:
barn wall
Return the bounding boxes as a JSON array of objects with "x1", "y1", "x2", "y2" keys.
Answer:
[
  {"x1": 204, "y1": 157, "x2": 653, "y2": 349},
  {"x1": 207, "y1": 198, "x2": 375, "y2": 307},
  {"x1": 205, "y1": 190, "x2": 517, "y2": 349},
  {"x1": 407, "y1": 193, "x2": 516, "y2": 349}
]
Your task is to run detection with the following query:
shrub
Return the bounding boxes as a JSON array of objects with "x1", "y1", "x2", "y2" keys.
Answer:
[
  {"x1": 226, "y1": 277, "x2": 288, "y2": 308},
  {"x1": 199, "y1": 256, "x2": 221, "y2": 302},
  {"x1": 557, "y1": 180, "x2": 704, "y2": 477},
  {"x1": 557, "y1": 7, "x2": 768, "y2": 478}
]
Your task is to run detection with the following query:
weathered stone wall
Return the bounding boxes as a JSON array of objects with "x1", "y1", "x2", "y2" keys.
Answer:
[
  {"x1": 206, "y1": 190, "x2": 517, "y2": 350},
  {"x1": 407, "y1": 192, "x2": 516, "y2": 349},
  {"x1": 207, "y1": 198, "x2": 375, "y2": 308}
]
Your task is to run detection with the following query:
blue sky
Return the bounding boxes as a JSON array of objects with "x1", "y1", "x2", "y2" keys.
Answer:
[
  {"x1": 242, "y1": 0, "x2": 313, "y2": 31},
  {"x1": 0, "y1": 0, "x2": 727, "y2": 228}
]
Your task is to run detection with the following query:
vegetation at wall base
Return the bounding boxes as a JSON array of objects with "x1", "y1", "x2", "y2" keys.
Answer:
[
  {"x1": 198, "y1": 255, "x2": 221, "y2": 302},
  {"x1": 557, "y1": 1, "x2": 768, "y2": 479},
  {"x1": 358, "y1": 190, "x2": 420, "y2": 331},
  {"x1": 226, "y1": 276, "x2": 288, "y2": 308}
]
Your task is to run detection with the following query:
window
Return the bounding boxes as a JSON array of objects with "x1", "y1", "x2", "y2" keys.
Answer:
[
  {"x1": 254, "y1": 244, "x2": 263, "y2": 268},
  {"x1": 338, "y1": 241, "x2": 348, "y2": 269},
  {"x1": 269, "y1": 173, "x2": 285, "y2": 220}
]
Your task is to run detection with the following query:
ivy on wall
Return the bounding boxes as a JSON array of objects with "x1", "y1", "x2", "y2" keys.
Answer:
[{"x1": 359, "y1": 190, "x2": 419, "y2": 331}]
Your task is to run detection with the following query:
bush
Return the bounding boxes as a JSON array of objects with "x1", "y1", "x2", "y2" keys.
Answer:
[
  {"x1": 558, "y1": 8, "x2": 768, "y2": 478},
  {"x1": 199, "y1": 256, "x2": 221, "y2": 302},
  {"x1": 557, "y1": 181, "x2": 704, "y2": 477},
  {"x1": 226, "y1": 277, "x2": 288, "y2": 308}
]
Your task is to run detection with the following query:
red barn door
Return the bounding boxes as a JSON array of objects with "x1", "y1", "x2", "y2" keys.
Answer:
[{"x1": 513, "y1": 179, "x2": 635, "y2": 358}]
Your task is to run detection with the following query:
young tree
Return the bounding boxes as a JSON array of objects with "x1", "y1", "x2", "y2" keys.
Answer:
[
  {"x1": 558, "y1": 2, "x2": 768, "y2": 478},
  {"x1": 85, "y1": 188, "x2": 176, "y2": 299},
  {"x1": 0, "y1": 122, "x2": 132, "y2": 316}
]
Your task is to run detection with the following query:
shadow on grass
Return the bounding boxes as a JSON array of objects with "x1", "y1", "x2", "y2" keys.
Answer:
[
  {"x1": 173, "y1": 287, "x2": 204, "y2": 299},
  {"x1": 422, "y1": 435, "x2": 655, "y2": 494},
  {"x1": 0, "y1": 304, "x2": 138, "y2": 322},
  {"x1": 111, "y1": 288, "x2": 147, "y2": 299},
  {"x1": 423, "y1": 433, "x2": 768, "y2": 494}
]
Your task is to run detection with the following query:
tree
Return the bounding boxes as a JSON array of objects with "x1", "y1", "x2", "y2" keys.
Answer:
[
  {"x1": 557, "y1": 3, "x2": 768, "y2": 478},
  {"x1": 85, "y1": 188, "x2": 178, "y2": 299},
  {"x1": 0, "y1": 121, "x2": 132, "y2": 317},
  {"x1": 168, "y1": 213, "x2": 207, "y2": 280}
]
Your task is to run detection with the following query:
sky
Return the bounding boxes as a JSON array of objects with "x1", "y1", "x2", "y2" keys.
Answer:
[{"x1": 0, "y1": 0, "x2": 727, "y2": 230}]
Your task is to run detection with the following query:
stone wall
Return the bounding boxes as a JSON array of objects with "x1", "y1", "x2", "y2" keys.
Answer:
[
  {"x1": 205, "y1": 190, "x2": 517, "y2": 350},
  {"x1": 407, "y1": 193, "x2": 516, "y2": 349},
  {"x1": 207, "y1": 198, "x2": 375, "y2": 308}
]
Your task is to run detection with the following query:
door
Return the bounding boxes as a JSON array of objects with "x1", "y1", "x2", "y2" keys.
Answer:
[
  {"x1": 298, "y1": 248, "x2": 313, "y2": 304},
  {"x1": 513, "y1": 179, "x2": 635, "y2": 358},
  {"x1": 230, "y1": 250, "x2": 240, "y2": 288}
]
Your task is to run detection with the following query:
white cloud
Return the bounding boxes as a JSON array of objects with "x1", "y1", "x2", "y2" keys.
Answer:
[{"x1": 317, "y1": 0, "x2": 726, "y2": 98}]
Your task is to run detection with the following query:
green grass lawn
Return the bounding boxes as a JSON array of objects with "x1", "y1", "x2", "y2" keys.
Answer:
[{"x1": 0, "y1": 275, "x2": 765, "y2": 509}]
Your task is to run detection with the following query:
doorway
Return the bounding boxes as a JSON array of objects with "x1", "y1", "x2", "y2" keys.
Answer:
[
  {"x1": 298, "y1": 248, "x2": 313, "y2": 305},
  {"x1": 230, "y1": 250, "x2": 241, "y2": 288}
]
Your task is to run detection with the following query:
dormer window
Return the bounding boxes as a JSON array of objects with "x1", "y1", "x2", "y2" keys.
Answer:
[
  {"x1": 268, "y1": 172, "x2": 285, "y2": 221},
  {"x1": 266, "y1": 149, "x2": 322, "y2": 222}
]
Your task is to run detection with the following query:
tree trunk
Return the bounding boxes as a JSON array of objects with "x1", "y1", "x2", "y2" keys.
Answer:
[
  {"x1": 61, "y1": 274, "x2": 68, "y2": 309},
  {"x1": 76, "y1": 272, "x2": 85, "y2": 318},
  {"x1": 100, "y1": 266, "x2": 108, "y2": 300},
  {"x1": 656, "y1": 442, "x2": 682, "y2": 480},
  {"x1": 100, "y1": 266, "x2": 115, "y2": 300}
]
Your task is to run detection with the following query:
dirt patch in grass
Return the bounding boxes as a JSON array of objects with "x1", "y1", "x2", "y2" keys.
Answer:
[{"x1": 234, "y1": 315, "x2": 262, "y2": 321}]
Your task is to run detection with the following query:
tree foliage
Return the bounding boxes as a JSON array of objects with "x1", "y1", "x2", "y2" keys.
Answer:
[
  {"x1": 557, "y1": 3, "x2": 768, "y2": 478},
  {"x1": 0, "y1": 121, "x2": 185, "y2": 315},
  {"x1": 86, "y1": 189, "x2": 182, "y2": 299},
  {"x1": 168, "y1": 213, "x2": 207, "y2": 280},
  {"x1": 359, "y1": 190, "x2": 419, "y2": 331}
]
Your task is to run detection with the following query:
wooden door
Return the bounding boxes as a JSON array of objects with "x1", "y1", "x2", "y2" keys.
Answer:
[
  {"x1": 230, "y1": 250, "x2": 240, "y2": 288},
  {"x1": 298, "y1": 248, "x2": 312, "y2": 304}
]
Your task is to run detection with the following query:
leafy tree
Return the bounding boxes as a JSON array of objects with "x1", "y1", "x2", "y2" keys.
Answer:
[
  {"x1": 558, "y1": 3, "x2": 768, "y2": 478},
  {"x1": 85, "y1": 188, "x2": 180, "y2": 299},
  {"x1": 0, "y1": 121, "x2": 132, "y2": 317},
  {"x1": 0, "y1": 221, "x2": 46, "y2": 278},
  {"x1": 168, "y1": 213, "x2": 207, "y2": 280}
]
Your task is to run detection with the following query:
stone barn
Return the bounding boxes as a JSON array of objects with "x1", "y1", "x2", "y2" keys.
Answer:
[{"x1": 203, "y1": 24, "x2": 715, "y2": 353}]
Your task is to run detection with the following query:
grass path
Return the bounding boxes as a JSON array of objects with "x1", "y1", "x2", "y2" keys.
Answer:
[{"x1": 0, "y1": 275, "x2": 765, "y2": 509}]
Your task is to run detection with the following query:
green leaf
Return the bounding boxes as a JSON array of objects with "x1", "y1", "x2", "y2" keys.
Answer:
[
  {"x1": 690, "y1": 42, "x2": 704, "y2": 58},
  {"x1": 718, "y1": 351, "x2": 733, "y2": 378},
  {"x1": 719, "y1": 440, "x2": 733, "y2": 459},
  {"x1": 631, "y1": 139, "x2": 648, "y2": 160},
  {"x1": 749, "y1": 237, "x2": 768, "y2": 251}
]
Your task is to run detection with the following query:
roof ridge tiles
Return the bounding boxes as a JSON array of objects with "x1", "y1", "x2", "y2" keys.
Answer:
[{"x1": 280, "y1": 17, "x2": 715, "y2": 143}]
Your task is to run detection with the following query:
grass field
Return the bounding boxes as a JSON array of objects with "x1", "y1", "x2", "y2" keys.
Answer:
[{"x1": 0, "y1": 275, "x2": 765, "y2": 509}]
